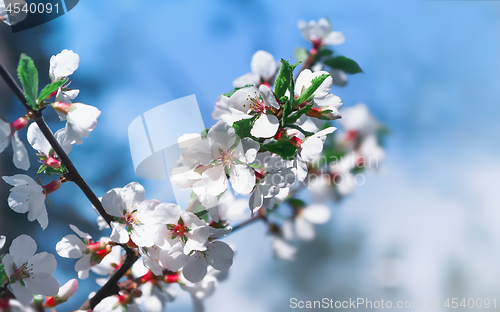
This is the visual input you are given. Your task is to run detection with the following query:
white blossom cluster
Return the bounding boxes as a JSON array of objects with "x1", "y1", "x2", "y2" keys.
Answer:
[{"x1": 0, "y1": 18, "x2": 387, "y2": 312}]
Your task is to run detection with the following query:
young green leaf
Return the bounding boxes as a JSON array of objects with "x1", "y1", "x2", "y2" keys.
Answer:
[
  {"x1": 232, "y1": 116, "x2": 257, "y2": 139},
  {"x1": 295, "y1": 74, "x2": 330, "y2": 106},
  {"x1": 17, "y1": 53, "x2": 39, "y2": 109},
  {"x1": 317, "y1": 48, "x2": 334, "y2": 58},
  {"x1": 38, "y1": 78, "x2": 67, "y2": 102},
  {"x1": 274, "y1": 59, "x2": 300, "y2": 100},
  {"x1": 324, "y1": 56, "x2": 363, "y2": 74},
  {"x1": 262, "y1": 140, "x2": 297, "y2": 160},
  {"x1": 284, "y1": 103, "x2": 313, "y2": 125},
  {"x1": 294, "y1": 47, "x2": 309, "y2": 63}
]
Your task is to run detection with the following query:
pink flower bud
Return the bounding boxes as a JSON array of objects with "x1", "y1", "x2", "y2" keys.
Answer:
[
  {"x1": 52, "y1": 102, "x2": 73, "y2": 114},
  {"x1": 10, "y1": 116, "x2": 29, "y2": 131},
  {"x1": 45, "y1": 156, "x2": 61, "y2": 169},
  {"x1": 43, "y1": 180, "x2": 61, "y2": 195},
  {"x1": 45, "y1": 279, "x2": 78, "y2": 307}
]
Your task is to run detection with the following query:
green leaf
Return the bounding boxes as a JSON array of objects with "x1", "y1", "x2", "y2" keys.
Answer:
[
  {"x1": 316, "y1": 48, "x2": 333, "y2": 59},
  {"x1": 274, "y1": 59, "x2": 300, "y2": 100},
  {"x1": 37, "y1": 164, "x2": 48, "y2": 174},
  {"x1": 0, "y1": 263, "x2": 7, "y2": 287},
  {"x1": 284, "y1": 103, "x2": 313, "y2": 125},
  {"x1": 295, "y1": 74, "x2": 330, "y2": 106},
  {"x1": 232, "y1": 116, "x2": 257, "y2": 139},
  {"x1": 324, "y1": 56, "x2": 363, "y2": 74},
  {"x1": 38, "y1": 78, "x2": 67, "y2": 102},
  {"x1": 287, "y1": 198, "x2": 306, "y2": 209},
  {"x1": 262, "y1": 140, "x2": 297, "y2": 160},
  {"x1": 17, "y1": 53, "x2": 39, "y2": 109},
  {"x1": 223, "y1": 84, "x2": 254, "y2": 98},
  {"x1": 294, "y1": 47, "x2": 308, "y2": 63}
]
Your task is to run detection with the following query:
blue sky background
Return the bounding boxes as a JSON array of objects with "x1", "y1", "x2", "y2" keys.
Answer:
[{"x1": 0, "y1": 0, "x2": 499, "y2": 311}]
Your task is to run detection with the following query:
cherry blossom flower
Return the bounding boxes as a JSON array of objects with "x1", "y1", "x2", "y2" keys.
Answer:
[
  {"x1": 49, "y1": 49, "x2": 80, "y2": 81},
  {"x1": 44, "y1": 279, "x2": 79, "y2": 308},
  {"x1": 93, "y1": 292, "x2": 141, "y2": 312},
  {"x1": 52, "y1": 102, "x2": 101, "y2": 145},
  {"x1": 189, "y1": 121, "x2": 258, "y2": 195},
  {"x1": 233, "y1": 50, "x2": 279, "y2": 88},
  {"x1": 0, "y1": 117, "x2": 30, "y2": 171},
  {"x1": 164, "y1": 240, "x2": 233, "y2": 283},
  {"x1": 27, "y1": 123, "x2": 72, "y2": 170},
  {"x1": 56, "y1": 224, "x2": 112, "y2": 279},
  {"x1": 135, "y1": 270, "x2": 177, "y2": 312},
  {"x1": 295, "y1": 69, "x2": 342, "y2": 123},
  {"x1": 2, "y1": 174, "x2": 62, "y2": 229},
  {"x1": 227, "y1": 85, "x2": 280, "y2": 138},
  {"x1": 298, "y1": 18, "x2": 345, "y2": 48},
  {"x1": 2, "y1": 235, "x2": 59, "y2": 306},
  {"x1": 100, "y1": 182, "x2": 172, "y2": 247},
  {"x1": 339, "y1": 103, "x2": 380, "y2": 140},
  {"x1": 283, "y1": 204, "x2": 331, "y2": 241}
]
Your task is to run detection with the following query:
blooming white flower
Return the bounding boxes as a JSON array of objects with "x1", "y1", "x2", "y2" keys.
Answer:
[
  {"x1": 298, "y1": 18, "x2": 345, "y2": 47},
  {"x1": 49, "y1": 49, "x2": 80, "y2": 81},
  {"x1": 27, "y1": 123, "x2": 72, "y2": 170},
  {"x1": 2, "y1": 174, "x2": 61, "y2": 229},
  {"x1": 93, "y1": 293, "x2": 141, "y2": 312},
  {"x1": 338, "y1": 103, "x2": 380, "y2": 140},
  {"x1": 227, "y1": 85, "x2": 280, "y2": 138},
  {"x1": 233, "y1": 50, "x2": 279, "y2": 88},
  {"x1": 295, "y1": 69, "x2": 342, "y2": 123},
  {"x1": 189, "y1": 121, "x2": 257, "y2": 195},
  {"x1": 56, "y1": 224, "x2": 112, "y2": 279},
  {"x1": 101, "y1": 182, "x2": 172, "y2": 247},
  {"x1": 52, "y1": 102, "x2": 101, "y2": 145},
  {"x1": 0, "y1": 117, "x2": 29, "y2": 171},
  {"x1": 135, "y1": 270, "x2": 177, "y2": 312},
  {"x1": 283, "y1": 204, "x2": 331, "y2": 241},
  {"x1": 300, "y1": 127, "x2": 337, "y2": 162},
  {"x1": 164, "y1": 240, "x2": 233, "y2": 283},
  {"x1": 2, "y1": 235, "x2": 59, "y2": 305}
]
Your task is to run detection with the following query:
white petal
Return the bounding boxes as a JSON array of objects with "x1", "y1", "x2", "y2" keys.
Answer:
[
  {"x1": 25, "y1": 274, "x2": 59, "y2": 297},
  {"x1": 182, "y1": 252, "x2": 208, "y2": 283},
  {"x1": 0, "y1": 118, "x2": 11, "y2": 152},
  {"x1": 54, "y1": 127, "x2": 73, "y2": 154},
  {"x1": 110, "y1": 222, "x2": 129, "y2": 244},
  {"x1": 202, "y1": 165, "x2": 228, "y2": 196},
  {"x1": 69, "y1": 224, "x2": 92, "y2": 241},
  {"x1": 2, "y1": 174, "x2": 37, "y2": 186},
  {"x1": 28, "y1": 252, "x2": 57, "y2": 278},
  {"x1": 251, "y1": 50, "x2": 276, "y2": 81},
  {"x1": 101, "y1": 190, "x2": 125, "y2": 217},
  {"x1": 66, "y1": 103, "x2": 101, "y2": 144},
  {"x1": 93, "y1": 296, "x2": 119, "y2": 312},
  {"x1": 232, "y1": 72, "x2": 260, "y2": 88},
  {"x1": 56, "y1": 234, "x2": 85, "y2": 258},
  {"x1": 178, "y1": 133, "x2": 202, "y2": 149},
  {"x1": 190, "y1": 139, "x2": 214, "y2": 166},
  {"x1": 27, "y1": 123, "x2": 51, "y2": 154},
  {"x1": 10, "y1": 234, "x2": 36, "y2": 266},
  {"x1": 10, "y1": 282, "x2": 34, "y2": 306},
  {"x1": 0, "y1": 235, "x2": 5, "y2": 249},
  {"x1": 11, "y1": 132, "x2": 29, "y2": 170},
  {"x1": 208, "y1": 120, "x2": 236, "y2": 151},
  {"x1": 302, "y1": 204, "x2": 331, "y2": 224},
  {"x1": 229, "y1": 164, "x2": 255, "y2": 195},
  {"x1": 322, "y1": 31, "x2": 345, "y2": 46},
  {"x1": 130, "y1": 225, "x2": 155, "y2": 247},
  {"x1": 2, "y1": 254, "x2": 14, "y2": 277},
  {"x1": 228, "y1": 86, "x2": 260, "y2": 114},
  {"x1": 207, "y1": 241, "x2": 233, "y2": 271},
  {"x1": 119, "y1": 181, "x2": 146, "y2": 209},
  {"x1": 259, "y1": 84, "x2": 279, "y2": 109},
  {"x1": 241, "y1": 138, "x2": 260, "y2": 163},
  {"x1": 250, "y1": 114, "x2": 279, "y2": 138},
  {"x1": 75, "y1": 254, "x2": 92, "y2": 279},
  {"x1": 49, "y1": 49, "x2": 80, "y2": 80},
  {"x1": 295, "y1": 218, "x2": 316, "y2": 241},
  {"x1": 162, "y1": 243, "x2": 188, "y2": 272}
]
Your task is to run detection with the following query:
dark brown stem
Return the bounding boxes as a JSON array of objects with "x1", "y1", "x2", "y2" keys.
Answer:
[
  {"x1": 0, "y1": 63, "x2": 113, "y2": 226},
  {"x1": 0, "y1": 61, "x2": 137, "y2": 308}
]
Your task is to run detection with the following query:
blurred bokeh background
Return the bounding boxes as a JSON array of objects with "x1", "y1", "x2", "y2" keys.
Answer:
[{"x1": 1, "y1": 0, "x2": 499, "y2": 311}]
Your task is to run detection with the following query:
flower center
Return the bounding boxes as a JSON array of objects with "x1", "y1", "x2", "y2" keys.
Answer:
[
  {"x1": 12, "y1": 262, "x2": 33, "y2": 281},
  {"x1": 166, "y1": 218, "x2": 190, "y2": 243},
  {"x1": 247, "y1": 92, "x2": 265, "y2": 113},
  {"x1": 123, "y1": 207, "x2": 141, "y2": 227},
  {"x1": 219, "y1": 149, "x2": 233, "y2": 168}
]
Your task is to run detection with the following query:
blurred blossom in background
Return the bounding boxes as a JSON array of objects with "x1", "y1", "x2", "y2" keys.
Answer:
[{"x1": 0, "y1": 0, "x2": 499, "y2": 311}]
